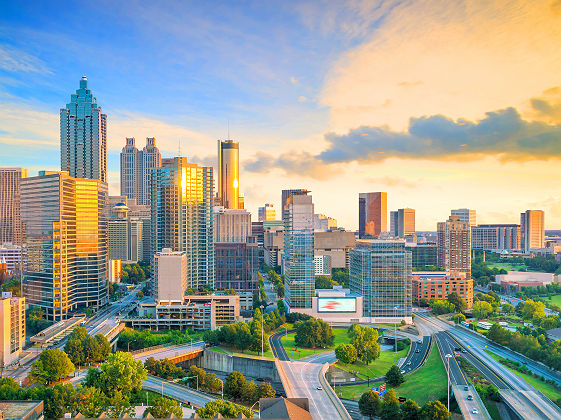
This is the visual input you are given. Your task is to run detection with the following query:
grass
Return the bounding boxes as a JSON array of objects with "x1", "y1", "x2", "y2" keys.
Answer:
[
  {"x1": 207, "y1": 347, "x2": 230, "y2": 355},
  {"x1": 486, "y1": 262, "x2": 540, "y2": 272},
  {"x1": 280, "y1": 328, "x2": 348, "y2": 359},
  {"x1": 337, "y1": 342, "x2": 447, "y2": 406},
  {"x1": 545, "y1": 294, "x2": 561, "y2": 307},
  {"x1": 209, "y1": 344, "x2": 275, "y2": 360},
  {"x1": 484, "y1": 350, "x2": 561, "y2": 402},
  {"x1": 335, "y1": 345, "x2": 409, "y2": 379}
]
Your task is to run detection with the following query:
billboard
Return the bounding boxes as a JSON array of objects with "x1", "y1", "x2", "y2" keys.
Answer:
[{"x1": 317, "y1": 297, "x2": 356, "y2": 313}]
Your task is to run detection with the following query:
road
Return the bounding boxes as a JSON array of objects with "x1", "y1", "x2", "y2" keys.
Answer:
[
  {"x1": 474, "y1": 286, "x2": 556, "y2": 316},
  {"x1": 261, "y1": 271, "x2": 277, "y2": 312},
  {"x1": 417, "y1": 314, "x2": 561, "y2": 419},
  {"x1": 133, "y1": 342, "x2": 206, "y2": 363}
]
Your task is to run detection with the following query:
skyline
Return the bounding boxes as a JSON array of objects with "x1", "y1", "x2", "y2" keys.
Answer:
[{"x1": 2, "y1": 1, "x2": 561, "y2": 230}]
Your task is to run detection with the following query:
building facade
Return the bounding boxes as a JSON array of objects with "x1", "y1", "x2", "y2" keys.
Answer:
[
  {"x1": 0, "y1": 293, "x2": 25, "y2": 368},
  {"x1": 0, "y1": 168, "x2": 28, "y2": 246},
  {"x1": 258, "y1": 204, "x2": 276, "y2": 222},
  {"x1": 349, "y1": 240, "x2": 412, "y2": 323},
  {"x1": 313, "y1": 214, "x2": 337, "y2": 232},
  {"x1": 120, "y1": 137, "x2": 162, "y2": 206},
  {"x1": 521, "y1": 210, "x2": 545, "y2": 251},
  {"x1": 0, "y1": 243, "x2": 26, "y2": 273},
  {"x1": 21, "y1": 171, "x2": 108, "y2": 321},
  {"x1": 154, "y1": 249, "x2": 187, "y2": 302},
  {"x1": 390, "y1": 208, "x2": 415, "y2": 238},
  {"x1": 213, "y1": 207, "x2": 252, "y2": 242},
  {"x1": 151, "y1": 157, "x2": 214, "y2": 290},
  {"x1": 412, "y1": 271, "x2": 473, "y2": 308},
  {"x1": 471, "y1": 224, "x2": 520, "y2": 251},
  {"x1": 314, "y1": 230, "x2": 356, "y2": 269},
  {"x1": 217, "y1": 140, "x2": 241, "y2": 209},
  {"x1": 264, "y1": 229, "x2": 284, "y2": 267},
  {"x1": 60, "y1": 76, "x2": 107, "y2": 183},
  {"x1": 405, "y1": 242, "x2": 438, "y2": 269},
  {"x1": 437, "y1": 216, "x2": 471, "y2": 278},
  {"x1": 358, "y1": 192, "x2": 387, "y2": 238},
  {"x1": 215, "y1": 242, "x2": 259, "y2": 292},
  {"x1": 451, "y1": 209, "x2": 476, "y2": 227},
  {"x1": 283, "y1": 191, "x2": 315, "y2": 310},
  {"x1": 314, "y1": 254, "x2": 331, "y2": 276}
]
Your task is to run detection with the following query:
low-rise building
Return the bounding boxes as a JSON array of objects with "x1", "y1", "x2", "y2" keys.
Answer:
[
  {"x1": 412, "y1": 271, "x2": 473, "y2": 308},
  {"x1": 290, "y1": 287, "x2": 366, "y2": 323},
  {"x1": 0, "y1": 401, "x2": 43, "y2": 420},
  {"x1": 0, "y1": 292, "x2": 25, "y2": 368},
  {"x1": 493, "y1": 271, "x2": 558, "y2": 291}
]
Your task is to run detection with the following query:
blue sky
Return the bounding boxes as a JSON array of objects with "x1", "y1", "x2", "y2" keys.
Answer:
[{"x1": 2, "y1": 1, "x2": 561, "y2": 230}]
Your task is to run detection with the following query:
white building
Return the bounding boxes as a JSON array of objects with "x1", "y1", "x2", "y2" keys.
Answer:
[
  {"x1": 154, "y1": 249, "x2": 187, "y2": 303},
  {"x1": 314, "y1": 254, "x2": 331, "y2": 276}
]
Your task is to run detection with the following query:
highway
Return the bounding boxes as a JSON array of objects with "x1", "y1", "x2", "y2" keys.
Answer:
[
  {"x1": 417, "y1": 314, "x2": 561, "y2": 419},
  {"x1": 133, "y1": 342, "x2": 206, "y2": 363}
]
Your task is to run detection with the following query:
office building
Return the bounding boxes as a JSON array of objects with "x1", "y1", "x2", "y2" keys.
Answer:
[
  {"x1": 451, "y1": 208, "x2": 476, "y2": 227},
  {"x1": 130, "y1": 294, "x2": 241, "y2": 330},
  {"x1": 358, "y1": 192, "x2": 387, "y2": 238},
  {"x1": 314, "y1": 254, "x2": 331, "y2": 276},
  {"x1": 109, "y1": 259, "x2": 121, "y2": 283},
  {"x1": 0, "y1": 292, "x2": 25, "y2": 368},
  {"x1": 314, "y1": 213, "x2": 337, "y2": 232},
  {"x1": 281, "y1": 189, "x2": 309, "y2": 211},
  {"x1": 412, "y1": 272, "x2": 473, "y2": 308},
  {"x1": 120, "y1": 137, "x2": 162, "y2": 206},
  {"x1": 21, "y1": 171, "x2": 108, "y2": 321},
  {"x1": 314, "y1": 231, "x2": 356, "y2": 269},
  {"x1": 214, "y1": 207, "x2": 252, "y2": 242},
  {"x1": 0, "y1": 243, "x2": 26, "y2": 273},
  {"x1": 151, "y1": 157, "x2": 214, "y2": 290},
  {"x1": 349, "y1": 240, "x2": 412, "y2": 323},
  {"x1": 471, "y1": 224, "x2": 520, "y2": 251},
  {"x1": 60, "y1": 76, "x2": 107, "y2": 183},
  {"x1": 437, "y1": 216, "x2": 471, "y2": 278},
  {"x1": 264, "y1": 229, "x2": 285, "y2": 267},
  {"x1": 258, "y1": 204, "x2": 276, "y2": 222},
  {"x1": 215, "y1": 242, "x2": 259, "y2": 292},
  {"x1": 521, "y1": 210, "x2": 545, "y2": 251},
  {"x1": 217, "y1": 140, "x2": 241, "y2": 209},
  {"x1": 283, "y1": 191, "x2": 315, "y2": 310},
  {"x1": 108, "y1": 203, "x2": 144, "y2": 263},
  {"x1": 0, "y1": 168, "x2": 28, "y2": 246},
  {"x1": 390, "y1": 208, "x2": 415, "y2": 238},
  {"x1": 405, "y1": 242, "x2": 438, "y2": 269},
  {"x1": 154, "y1": 249, "x2": 187, "y2": 302},
  {"x1": 390, "y1": 211, "x2": 398, "y2": 238}
]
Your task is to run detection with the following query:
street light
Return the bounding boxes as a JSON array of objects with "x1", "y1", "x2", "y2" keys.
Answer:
[
  {"x1": 260, "y1": 305, "x2": 265, "y2": 358},
  {"x1": 445, "y1": 353, "x2": 453, "y2": 412},
  {"x1": 184, "y1": 375, "x2": 199, "y2": 391},
  {"x1": 249, "y1": 400, "x2": 260, "y2": 418},
  {"x1": 220, "y1": 378, "x2": 224, "y2": 400},
  {"x1": 394, "y1": 306, "x2": 398, "y2": 353}
]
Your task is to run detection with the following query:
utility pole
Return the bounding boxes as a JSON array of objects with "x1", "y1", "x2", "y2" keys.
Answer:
[
  {"x1": 260, "y1": 305, "x2": 264, "y2": 357},
  {"x1": 394, "y1": 306, "x2": 398, "y2": 353},
  {"x1": 445, "y1": 354, "x2": 452, "y2": 412}
]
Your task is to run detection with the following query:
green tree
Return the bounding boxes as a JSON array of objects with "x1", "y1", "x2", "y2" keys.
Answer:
[
  {"x1": 385, "y1": 364, "x2": 405, "y2": 387},
  {"x1": 146, "y1": 396, "x2": 183, "y2": 418},
  {"x1": 75, "y1": 386, "x2": 107, "y2": 418},
  {"x1": 401, "y1": 399, "x2": 420, "y2": 420},
  {"x1": 196, "y1": 400, "x2": 254, "y2": 418},
  {"x1": 224, "y1": 371, "x2": 247, "y2": 401},
  {"x1": 502, "y1": 303, "x2": 515, "y2": 315},
  {"x1": 451, "y1": 313, "x2": 466, "y2": 324},
  {"x1": 420, "y1": 400, "x2": 449, "y2": 420},
  {"x1": 203, "y1": 373, "x2": 223, "y2": 394},
  {"x1": 235, "y1": 323, "x2": 253, "y2": 352},
  {"x1": 258, "y1": 382, "x2": 276, "y2": 399},
  {"x1": 85, "y1": 351, "x2": 146, "y2": 397},
  {"x1": 472, "y1": 300, "x2": 493, "y2": 319},
  {"x1": 358, "y1": 391, "x2": 381, "y2": 419},
  {"x1": 241, "y1": 380, "x2": 258, "y2": 404},
  {"x1": 64, "y1": 338, "x2": 84, "y2": 366},
  {"x1": 335, "y1": 343, "x2": 358, "y2": 364},
  {"x1": 315, "y1": 276, "x2": 334, "y2": 289},
  {"x1": 348, "y1": 325, "x2": 380, "y2": 365},
  {"x1": 277, "y1": 300, "x2": 286, "y2": 314},
  {"x1": 431, "y1": 299, "x2": 455, "y2": 315},
  {"x1": 447, "y1": 292, "x2": 467, "y2": 312},
  {"x1": 30, "y1": 349, "x2": 75, "y2": 385},
  {"x1": 380, "y1": 388, "x2": 402, "y2": 420},
  {"x1": 188, "y1": 365, "x2": 206, "y2": 389},
  {"x1": 294, "y1": 318, "x2": 334, "y2": 348},
  {"x1": 105, "y1": 390, "x2": 134, "y2": 418}
]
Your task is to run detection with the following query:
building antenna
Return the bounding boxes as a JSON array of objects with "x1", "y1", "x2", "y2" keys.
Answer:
[
  {"x1": 227, "y1": 120, "x2": 230, "y2": 140},
  {"x1": 178, "y1": 139, "x2": 181, "y2": 157}
]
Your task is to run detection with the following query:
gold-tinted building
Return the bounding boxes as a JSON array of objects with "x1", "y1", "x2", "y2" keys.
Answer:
[
  {"x1": 521, "y1": 210, "x2": 545, "y2": 251},
  {"x1": 358, "y1": 192, "x2": 387, "y2": 238},
  {"x1": 0, "y1": 293, "x2": 25, "y2": 368},
  {"x1": 0, "y1": 168, "x2": 28, "y2": 246},
  {"x1": 21, "y1": 171, "x2": 108, "y2": 321},
  {"x1": 217, "y1": 140, "x2": 241, "y2": 209}
]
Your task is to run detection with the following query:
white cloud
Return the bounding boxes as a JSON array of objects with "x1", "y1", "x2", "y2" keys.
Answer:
[{"x1": 0, "y1": 45, "x2": 52, "y2": 74}]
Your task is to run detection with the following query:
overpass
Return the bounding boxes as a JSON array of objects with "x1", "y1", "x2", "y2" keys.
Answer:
[{"x1": 133, "y1": 342, "x2": 206, "y2": 364}]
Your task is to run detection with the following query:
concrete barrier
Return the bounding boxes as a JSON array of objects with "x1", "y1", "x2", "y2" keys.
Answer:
[{"x1": 319, "y1": 363, "x2": 353, "y2": 420}]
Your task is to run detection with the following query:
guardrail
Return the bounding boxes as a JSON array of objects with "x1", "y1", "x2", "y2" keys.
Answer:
[{"x1": 319, "y1": 363, "x2": 353, "y2": 420}]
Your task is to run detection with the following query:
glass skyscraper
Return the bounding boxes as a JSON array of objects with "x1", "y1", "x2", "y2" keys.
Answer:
[
  {"x1": 151, "y1": 157, "x2": 214, "y2": 290},
  {"x1": 350, "y1": 239, "x2": 412, "y2": 322},
  {"x1": 21, "y1": 171, "x2": 108, "y2": 321},
  {"x1": 0, "y1": 168, "x2": 28, "y2": 245},
  {"x1": 283, "y1": 190, "x2": 314, "y2": 310},
  {"x1": 120, "y1": 137, "x2": 162, "y2": 206},
  {"x1": 60, "y1": 76, "x2": 107, "y2": 183}
]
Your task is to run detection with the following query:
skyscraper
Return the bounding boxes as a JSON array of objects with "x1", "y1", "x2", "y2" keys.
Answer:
[
  {"x1": 451, "y1": 208, "x2": 476, "y2": 227},
  {"x1": 282, "y1": 189, "x2": 309, "y2": 212},
  {"x1": 21, "y1": 171, "x2": 108, "y2": 321},
  {"x1": 151, "y1": 157, "x2": 214, "y2": 290},
  {"x1": 217, "y1": 140, "x2": 241, "y2": 209},
  {"x1": 390, "y1": 208, "x2": 415, "y2": 238},
  {"x1": 283, "y1": 191, "x2": 314, "y2": 310},
  {"x1": 214, "y1": 207, "x2": 252, "y2": 242},
  {"x1": 349, "y1": 240, "x2": 412, "y2": 322},
  {"x1": 0, "y1": 168, "x2": 28, "y2": 245},
  {"x1": 60, "y1": 76, "x2": 107, "y2": 183},
  {"x1": 120, "y1": 137, "x2": 162, "y2": 206},
  {"x1": 358, "y1": 192, "x2": 387, "y2": 238},
  {"x1": 258, "y1": 204, "x2": 276, "y2": 222},
  {"x1": 520, "y1": 210, "x2": 545, "y2": 251},
  {"x1": 390, "y1": 211, "x2": 399, "y2": 238},
  {"x1": 437, "y1": 215, "x2": 471, "y2": 278}
]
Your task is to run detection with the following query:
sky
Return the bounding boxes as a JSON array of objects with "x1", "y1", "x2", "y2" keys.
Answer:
[{"x1": 1, "y1": 0, "x2": 561, "y2": 230}]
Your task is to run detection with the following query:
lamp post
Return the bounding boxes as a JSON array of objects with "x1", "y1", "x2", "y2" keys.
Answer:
[
  {"x1": 394, "y1": 306, "x2": 398, "y2": 353},
  {"x1": 185, "y1": 375, "x2": 199, "y2": 391},
  {"x1": 445, "y1": 353, "x2": 453, "y2": 411},
  {"x1": 260, "y1": 305, "x2": 264, "y2": 358},
  {"x1": 249, "y1": 400, "x2": 260, "y2": 418},
  {"x1": 220, "y1": 378, "x2": 224, "y2": 400}
]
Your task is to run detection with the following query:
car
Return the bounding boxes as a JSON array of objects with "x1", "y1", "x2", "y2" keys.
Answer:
[
  {"x1": 467, "y1": 395, "x2": 473, "y2": 401},
  {"x1": 255, "y1": 378, "x2": 264, "y2": 382},
  {"x1": 407, "y1": 361, "x2": 412, "y2": 366},
  {"x1": 464, "y1": 386, "x2": 469, "y2": 391},
  {"x1": 415, "y1": 349, "x2": 421, "y2": 353},
  {"x1": 316, "y1": 386, "x2": 323, "y2": 390},
  {"x1": 401, "y1": 370, "x2": 406, "y2": 374},
  {"x1": 471, "y1": 409, "x2": 479, "y2": 414}
]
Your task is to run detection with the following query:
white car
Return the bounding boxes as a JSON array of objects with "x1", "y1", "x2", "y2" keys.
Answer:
[
  {"x1": 316, "y1": 386, "x2": 323, "y2": 390},
  {"x1": 471, "y1": 409, "x2": 479, "y2": 414}
]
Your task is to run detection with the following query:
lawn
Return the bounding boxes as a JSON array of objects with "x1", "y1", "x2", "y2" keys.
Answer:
[
  {"x1": 544, "y1": 294, "x2": 561, "y2": 307},
  {"x1": 486, "y1": 262, "x2": 537, "y2": 272},
  {"x1": 209, "y1": 344, "x2": 275, "y2": 359},
  {"x1": 335, "y1": 345, "x2": 409, "y2": 379},
  {"x1": 484, "y1": 350, "x2": 561, "y2": 402},
  {"x1": 337, "y1": 342, "x2": 447, "y2": 406},
  {"x1": 281, "y1": 328, "x2": 348, "y2": 359}
]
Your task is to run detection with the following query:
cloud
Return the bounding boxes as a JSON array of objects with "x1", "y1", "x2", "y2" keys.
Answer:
[
  {"x1": 0, "y1": 45, "x2": 51, "y2": 73},
  {"x1": 245, "y1": 104, "x2": 561, "y2": 178},
  {"x1": 364, "y1": 176, "x2": 419, "y2": 189},
  {"x1": 298, "y1": 96, "x2": 308, "y2": 103},
  {"x1": 290, "y1": 77, "x2": 298, "y2": 85},
  {"x1": 530, "y1": 87, "x2": 561, "y2": 123}
]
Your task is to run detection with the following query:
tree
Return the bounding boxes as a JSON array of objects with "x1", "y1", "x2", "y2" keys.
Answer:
[
  {"x1": 315, "y1": 276, "x2": 334, "y2": 289},
  {"x1": 348, "y1": 325, "x2": 380, "y2": 365},
  {"x1": 487, "y1": 324, "x2": 512, "y2": 346},
  {"x1": 335, "y1": 343, "x2": 358, "y2": 364},
  {"x1": 85, "y1": 351, "x2": 146, "y2": 397},
  {"x1": 358, "y1": 391, "x2": 381, "y2": 419},
  {"x1": 241, "y1": 380, "x2": 258, "y2": 404},
  {"x1": 30, "y1": 349, "x2": 75, "y2": 385},
  {"x1": 380, "y1": 388, "x2": 402, "y2": 420},
  {"x1": 235, "y1": 323, "x2": 253, "y2": 352},
  {"x1": 258, "y1": 382, "x2": 276, "y2": 399},
  {"x1": 224, "y1": 371, "x2": 247, "y2": 401},
  {"x1": 294, "y1": 318, "x2": 334, "y2": 348},
  {"x1": 75, "y1": 386, "x2": 107, "y2": 418},
  {"x1": 385, "y1": 364, "x2": 404, "y2": 387},
  {"x1": 401, "y1": 399, "x2": 420, "y2": 420},
  {"x1": 451, "y1": 313, "x2": 466, "y2": 324},
  {"x1": 106, "y1": 390, "x2": 134, "y2": 418},
  {"x1": 502, "y1": 303, "x2": 515, "y2": 315},
  {"x1": 146, "y1": 396, "x2": 183, "y2": 418},
  {"x1": 188, "y1": 365, "x2": 206, "y2": 389},
  {"x1": 472, "y1": 300, "x2": 493, "y2": 319},
  {"x1": 203, "y1": 372, "x2": 222, "y2": 394},
  {"x1": 196, "y1": 400, "x2": 254, "y2": 418},
  {"x1": 521, "y1": 300, "x2": 546, "y2": 320},
  {"x1": 431, "y1": 299, "x2": 455, "y2": 315},
  {"x1": 420, "y1": 400, "x2": 449, "y2": 420},
  {"x1": 447, "y1": 292, "x2": 467, "y2": 312},
  {"x1": 277, "y1": 299, "x2": 286, "y2": 314}
]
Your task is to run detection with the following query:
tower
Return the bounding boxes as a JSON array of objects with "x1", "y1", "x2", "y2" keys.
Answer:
[{"x1": 217, "y1": 140, "x2": 240, "y2": 209}]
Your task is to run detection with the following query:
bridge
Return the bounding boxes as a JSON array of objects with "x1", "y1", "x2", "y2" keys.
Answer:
[{"x1": 132, "y1": 342, "x2": 206, "y2": 364}]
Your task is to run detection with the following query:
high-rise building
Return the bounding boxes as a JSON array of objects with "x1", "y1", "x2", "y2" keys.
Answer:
[
  {"x1": 120, "y1": 137, "x2": 162, "y2": 206},
  {"x1": 217, "y1": 140, "x2": 241, "y2": 209},
  {"x1": 437, "y1": 216, "x2": 471, "y2": 278},
  {"x1": 258, "y1": 204, "x2": 276, "y2": 222},
  {"x1": 0, "y1": 243, "x2": 26, "y2": 273},
  {"x1": 283, "y1": 191, "x2": 315, "y2": 310},
  {"x1": 213, "y1": 207, "x2": 252, "y2": 243},
  {"x1": 451, "y1": 209, "x2": 476, "y2": 227},
  {"x1": 349, "y1": 240, "x2": 412, "y2": 323},
  {"x1": 60, "y1": 76, "x2": 107, "y2": 183},
  {"x1": 521, "y1": 210, "x2": 545, "y2": 251},
  {"x1": 0, "y1": 292, "x2": 25, "y2": 368},
  {"x1": 154, "y1": 248, "x2": 187, "y2": 302},
  {"x1": 313, "y1": 214, "x2": 337, "y2": 232},
  {"x1": 390, "y1": 208, "x2": 415, "y2": 238},
  {"x1": 151, "y1": 157, "x2": 214, "y2": 290},
  {"x1": 215, "y1": 242, "x2": 259, "y2": 293},
  {"x1": 314, "y1": 231, "x2": 356, "y2": 269},
  {"x1": 108, "y1": 203, "x2": 144, "y2": 263},
  {"x1": 358, "y1": 192, "x2": 387, "y2": 238},
  {"x1": 281, "y1": 189, "x2": 309, "y2": 212},
  {"x1": 21, "y1": 171, "x2": 108, "y2": 321},
  {"x1": 405, "y1": 242, "x2": 438, "y2": 269},
  {"x1": 389, "y1": 211, "x2": 399, "y2": 238},
  {"x1": 0, "y1": 168, "x2": 28, "y2": 246},
  {"x1": 471, "y1": 224, "x2": 520, "y2": 251}
]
